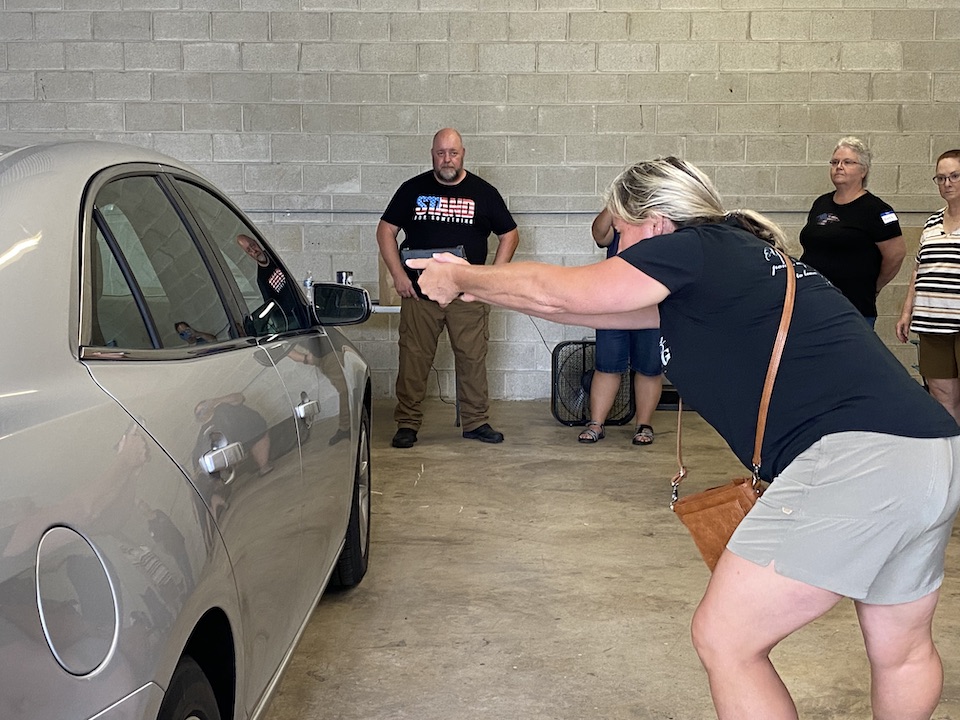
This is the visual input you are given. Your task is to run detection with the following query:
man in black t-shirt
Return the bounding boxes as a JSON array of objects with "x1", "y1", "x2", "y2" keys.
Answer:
[
  {"x1": 377, "y1": 128, "x2": 519, "y2": 448},
  {"x1": 237, "y1": 233, "x2": 306, "y2": 332}
]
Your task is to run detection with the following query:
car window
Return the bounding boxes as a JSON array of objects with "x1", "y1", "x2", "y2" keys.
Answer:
[
  {"x1": 89, "y1": 226, "x2": 151, "y2": 348},
  {"x1": 172, "y1": 178, "x2": 308, "y2": 335},
  {"x1": 90, "y1": 175, "x2": 231, "y2": 350}
]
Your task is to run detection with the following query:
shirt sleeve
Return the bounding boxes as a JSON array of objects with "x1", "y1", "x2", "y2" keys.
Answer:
[
  {"x1": 381, "y1": 181, "x2": 412, "y2": 227},
  {"x1": 487, "y1": 188, "x2": 517, "y2": 236},
  {"x1": 616, "y1": 229, "x2": 704, "y2": 294},
  {"x1": 872, "y1": 196, "x2": 903, "y2": 243}
]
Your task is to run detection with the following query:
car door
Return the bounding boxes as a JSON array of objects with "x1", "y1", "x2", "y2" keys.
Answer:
[
  {"x1": 169, "y1": 177, "x2": 354, "y2": 608},
  {"x1": 78, "y1": 170, "x2": 308, "y2": 713}
]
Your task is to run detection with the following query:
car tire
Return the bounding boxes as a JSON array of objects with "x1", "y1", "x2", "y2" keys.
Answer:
[
  {"x1": 157, "y1": 655, "x2": 221, "y2": 720},
  {"x1": 330, "y1": 406, "x2": 370, "y2": 589}
]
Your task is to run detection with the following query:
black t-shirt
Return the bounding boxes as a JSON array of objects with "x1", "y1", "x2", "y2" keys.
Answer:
[
  {"x1": 381, "y1": 170, "x2": 517, "y2": 289},
  {"x1": 798, "y1": 191, "x2": 902, "y2": 317},
  {"x1": 619, "y1": 220, "x2": 957, "y2": 480}
]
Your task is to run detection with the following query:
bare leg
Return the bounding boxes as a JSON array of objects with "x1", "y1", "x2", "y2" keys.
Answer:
[
  {"x1": 633, "y1": 372, "x2": 663, "y2": 427},
  {"x1": 925, "y1": 378, "x2": 960, "y2": 424},
  {"x1": 589, "y1": 370, "x2": 622, "y2": 422},
  {"x1": 692, "y1": 552, "x2": 843, "y2": 720},
  {"x1": 855, "y1": 591, "x2": 943, "y2": 720},
  {"x1": 578, "y1": 370, "x2": 623, "y2": 441}
]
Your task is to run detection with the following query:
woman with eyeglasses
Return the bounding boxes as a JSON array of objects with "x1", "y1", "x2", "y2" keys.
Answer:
[
  {"x1": 897, "y1": 149, "x2": 960, "y2": 423},
  {"x1": 799, "y1": 137, "x2": 906, "y2": 328}
]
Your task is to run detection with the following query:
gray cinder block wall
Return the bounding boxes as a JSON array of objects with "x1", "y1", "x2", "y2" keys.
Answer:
[{"x1": 2, "y1": 2, "x2": 958, "y2": 400}]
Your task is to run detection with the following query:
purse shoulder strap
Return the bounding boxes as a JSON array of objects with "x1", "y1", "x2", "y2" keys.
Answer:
[
  {"x1": 671, "y1": 250, "x2": 796, "y2": 505},
  {"x1": 752, "y1": 251, "x2": 795, "y2": 475}
]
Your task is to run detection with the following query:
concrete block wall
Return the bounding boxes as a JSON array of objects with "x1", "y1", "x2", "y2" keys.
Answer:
[{"x1": 2, "y1": 2, "x2": 958, "y2": 400}]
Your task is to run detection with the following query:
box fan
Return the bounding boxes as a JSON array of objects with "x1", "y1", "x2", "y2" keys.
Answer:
[
  {"x1": 550, "y1": 339, "x2": 681, "y2": 426},
  {"x1": 550, "y1": 340, "x2": 634, "y2": 426}
]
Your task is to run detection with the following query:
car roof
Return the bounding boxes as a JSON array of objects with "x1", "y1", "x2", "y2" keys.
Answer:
[{"x1": 0, "y1": 139, "x2": 195, "y2": 186}]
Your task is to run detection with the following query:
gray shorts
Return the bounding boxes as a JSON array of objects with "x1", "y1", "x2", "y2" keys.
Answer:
[{"x1": 728, "y1": 431, "x2": 960, "y2": 605}]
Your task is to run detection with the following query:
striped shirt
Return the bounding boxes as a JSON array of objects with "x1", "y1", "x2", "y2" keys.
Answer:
[{"x1": 910, "y1": 208, "x2": 960, "y2": 334}]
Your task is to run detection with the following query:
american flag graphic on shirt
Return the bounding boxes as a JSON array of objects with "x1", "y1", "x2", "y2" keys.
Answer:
[{"x1": 268, "y1": 267, "x2": 286, "y2": 293}]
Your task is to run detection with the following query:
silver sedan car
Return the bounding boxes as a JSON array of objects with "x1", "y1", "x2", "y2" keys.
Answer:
[{"x1": 0, "y1": 140, "x2": 372, "y2": 720}]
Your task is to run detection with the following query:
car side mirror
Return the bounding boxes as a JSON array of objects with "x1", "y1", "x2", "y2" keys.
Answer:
[{"x1": 312, "y1": 283, "x2": 372, "y2": 326}]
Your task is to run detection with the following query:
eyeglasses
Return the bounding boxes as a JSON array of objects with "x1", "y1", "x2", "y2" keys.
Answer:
[
  {"x1": 933, "y1": 172, "x2": 960, "y2": 186},
  {"x1": 828, "y1": 159, "x2": 861, "y2": 168}
]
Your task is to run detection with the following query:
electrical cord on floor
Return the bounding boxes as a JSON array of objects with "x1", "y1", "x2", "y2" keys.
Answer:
[
  {"x1": 430, "y1": 365, "x2": 456, "y2": 406},
  {"x1": 526, "y1": 314, "x2": 561, "y2": 355},
  {"x1": 427, "y1": 314, "x2": 583, "y2": 407}
]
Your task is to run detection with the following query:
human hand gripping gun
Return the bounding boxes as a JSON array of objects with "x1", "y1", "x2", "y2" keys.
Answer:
[
  {"x1": 403, "y1": 246, "x2": 473, "y2": 306},
  {"x1": 399, "y1": 245, "x2": 466, "y2": 275}
]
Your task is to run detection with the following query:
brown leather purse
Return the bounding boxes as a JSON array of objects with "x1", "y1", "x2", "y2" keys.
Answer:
[{"x1": 671, "y1": 250, "x2": 796, "y2": 572}]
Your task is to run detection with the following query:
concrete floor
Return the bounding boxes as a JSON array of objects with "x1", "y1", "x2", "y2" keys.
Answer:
[{"x1": 266, "y1": 399, "x2": 960, "y2": 720}]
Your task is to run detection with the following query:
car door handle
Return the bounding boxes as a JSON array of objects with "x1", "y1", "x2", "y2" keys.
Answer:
[
  {"x1": 199, "y1": 428, "x2": 244, "y2": 483},
  {"x1": 295, "y1": 397, "x2": 320, "y2": 420}
]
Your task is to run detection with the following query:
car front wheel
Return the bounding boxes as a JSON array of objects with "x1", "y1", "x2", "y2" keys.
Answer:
[
  {"x1": 157, "y1": 655, "x2": 221, "y2": 720},
  {"x1": 330, "y1": 406, "x2": 370, "y2": 589}
]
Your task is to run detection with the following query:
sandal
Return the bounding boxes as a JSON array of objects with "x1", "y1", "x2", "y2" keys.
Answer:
[
  {"x1": 632, "y1": 424, "x2": 655, "y2": 446},
  {"x1": 578, "y1": 421, "x2": 605, "y2": 443}
]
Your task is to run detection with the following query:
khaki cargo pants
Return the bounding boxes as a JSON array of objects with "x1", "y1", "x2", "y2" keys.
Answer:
[{"x1": 394, "y1": 296, "x2": 490, "y2": 433}]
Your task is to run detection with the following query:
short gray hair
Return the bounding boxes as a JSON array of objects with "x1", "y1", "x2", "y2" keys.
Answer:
[{"x1": 835, "y1": 136, "x2": 871, "y2": 187}]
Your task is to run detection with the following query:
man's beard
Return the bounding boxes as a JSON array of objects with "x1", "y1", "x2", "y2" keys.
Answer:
[{"x1": 435, "y1": 165, "x2": 459, "y2": 182}]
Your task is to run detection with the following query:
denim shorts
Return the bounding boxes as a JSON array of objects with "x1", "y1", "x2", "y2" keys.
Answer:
[
  {"x1": 728, "y1": 431, "x2": 960, "y2": 605},
  {"x1": 595, "y1": 328, "x2": 662, "y2": 376}
]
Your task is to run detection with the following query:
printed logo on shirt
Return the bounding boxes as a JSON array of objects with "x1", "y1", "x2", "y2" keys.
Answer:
[
  {"x1": 815, "y1": 213, "x2": 840, "y2": 226},
  {"x1": 268, "y1": 267, "x2": 286, "y2": 292},
  {"x1": 765, "y1": 245, "x2": 820, "y2": 281},
  {"x1": 414, "y1": 195, "x2": 476, "y2": 224},
  {"x1": 659, "y1": 336, "x2": 671, "y2": 367},
  {"x1": 880, "y1": 210, "x2": 898, "y2": 225}
]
